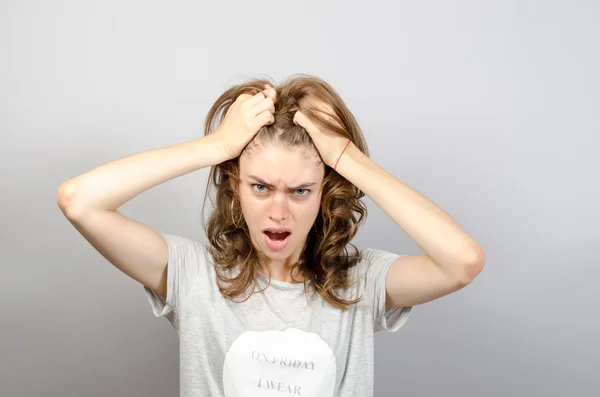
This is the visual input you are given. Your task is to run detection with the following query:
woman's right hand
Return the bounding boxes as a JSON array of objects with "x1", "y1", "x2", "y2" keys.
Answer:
[{"x1": 214, "y1": 84, "x2": 277, "y2": 161}]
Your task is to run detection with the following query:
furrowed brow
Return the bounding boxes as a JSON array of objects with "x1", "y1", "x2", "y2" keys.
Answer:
[{"x1": 247, "y1": 175, "x2": 316, "y2": 190}]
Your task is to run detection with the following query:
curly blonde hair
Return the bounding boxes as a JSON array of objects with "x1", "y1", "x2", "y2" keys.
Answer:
[{"x1": 201, "y1": 74, "x2": 369, "y2": 310}]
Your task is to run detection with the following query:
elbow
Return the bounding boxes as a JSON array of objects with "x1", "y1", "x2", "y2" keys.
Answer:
[
  {"x1": 57, "y1": 182, "x2": 84, "y2": 219},
  {"x1": 458, "y1": 246, "x2": 486, "y2": 285}
]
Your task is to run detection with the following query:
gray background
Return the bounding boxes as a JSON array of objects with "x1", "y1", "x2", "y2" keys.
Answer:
[{"x1": 2, "y1": 0, "x2": 598, "y2": 396}]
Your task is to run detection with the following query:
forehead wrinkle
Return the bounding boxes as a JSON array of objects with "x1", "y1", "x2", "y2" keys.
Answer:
[
  {"x1": 239, "y1": 148, "x2": 324, "y2": 190},
  {"x1": 247, "y1": 175, "x2": 318, "y2": 190},
  {"x1": 244, "y1": 165, "x2": 320, "y2": 187}
]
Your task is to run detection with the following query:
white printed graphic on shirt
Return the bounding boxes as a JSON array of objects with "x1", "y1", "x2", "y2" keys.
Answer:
[{"x1": 223, "y1": 328, "x2": 336, "y2": 397}]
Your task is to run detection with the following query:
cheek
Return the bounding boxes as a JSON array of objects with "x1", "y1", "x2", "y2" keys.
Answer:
[
  {"x1": 292, "y1": 198, "x2": 321, "y2": 225},
  {"x1": 239, "y1": 195, "x2": 268, "y2": 227},
  {"x1": 240, "y1": 198, "x2": 258, "y2": 220}
]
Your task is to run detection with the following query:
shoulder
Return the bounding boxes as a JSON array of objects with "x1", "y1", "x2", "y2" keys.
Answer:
[
  {"x1": 348, "y1": 247, "x2": 403, "y2": 278},
  {"x1": 160, "y1": 233, "x2": 214, "y2": 274},
  {"x1": 161, "y1": 233, "x2": 209, "y2": 253},
  {"x1": 340, "y1": 246, "x2": 403, "y2": 297},
  {"x1": 359, "y1": 247, "x2": 401, "y2": 264}
]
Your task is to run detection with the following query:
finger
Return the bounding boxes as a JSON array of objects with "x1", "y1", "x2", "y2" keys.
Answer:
[
  {"x1": 253, "y1": 110, "x2": 275, "y2": 128},
  {"x1": 236, "y1": 93, "x2": 254, "y2": 103},
  {"x1": 243, "y1": 90, "x2": 267, "y2": 107},
  {"x1": 262, "y1": 85, "x2": 277, "y2": 103},
  {"x1": 293, "y1": 111, "x2": 314, "y2": 131},
  {"x1": 293, "y1": 111, "x2": 317, "y2": 138},
  {"x1": 252, "y1": 96, "x2": 275, "y2": 117}
]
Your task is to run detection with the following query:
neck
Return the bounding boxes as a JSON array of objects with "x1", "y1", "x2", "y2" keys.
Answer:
[{"x1": 259, "y1": 255, "x2": 304, "y2": 284}]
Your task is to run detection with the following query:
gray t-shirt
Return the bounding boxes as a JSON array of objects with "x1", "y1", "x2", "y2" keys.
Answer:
[{"x1": 145, "y1": 233, "x2": 412, "y2": 397}]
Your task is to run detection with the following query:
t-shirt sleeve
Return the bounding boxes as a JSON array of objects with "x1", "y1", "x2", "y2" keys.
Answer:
[
  {"x1": 359, "y1": 247, "x2": 412, "y2": 333},
  {"x1": 144, "y1": 233, "x2": 207, "y2": 322}
]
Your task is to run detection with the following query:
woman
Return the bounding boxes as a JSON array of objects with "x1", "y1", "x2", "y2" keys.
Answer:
[{"x1": 57, "y1": 74, "x2": 485, "y2": 397}]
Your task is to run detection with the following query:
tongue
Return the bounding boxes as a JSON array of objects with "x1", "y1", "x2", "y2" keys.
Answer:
[{"x1": 265, "y1": 232, "x2": 290, "y2": 241}]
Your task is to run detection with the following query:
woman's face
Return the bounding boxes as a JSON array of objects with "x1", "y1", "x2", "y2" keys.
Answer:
[{"x1": 237, "y1": 142, "x2": 325, "y2": 267}]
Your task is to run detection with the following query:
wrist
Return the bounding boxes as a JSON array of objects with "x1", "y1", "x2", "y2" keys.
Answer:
[
  {"x1": 199, "y1": 134, "x2": 231, "y2": 166},
  {"x1": 332, "y1": 139, "x2": 352, "y2": 170},
  {"x1": 331, "y1": 141, "x2": 366, "y2": 176}
]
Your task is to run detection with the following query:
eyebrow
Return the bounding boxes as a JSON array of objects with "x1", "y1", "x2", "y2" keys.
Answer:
[{"x1": 247, "y1": 175, "x2": 317, "y2": 190}]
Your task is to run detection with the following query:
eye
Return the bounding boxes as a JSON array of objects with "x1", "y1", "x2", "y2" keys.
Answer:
[
  {"x1": 295, "y1": 189, "x2": 310, "y2": 196},
  {"x1": 252, "y1": 184, "x2": 268, "y2": 193}
]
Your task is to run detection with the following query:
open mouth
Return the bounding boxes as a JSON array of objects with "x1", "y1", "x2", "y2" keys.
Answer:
[
  {"x1": 262, "y1": 229, "x2": 292, "y2": 251},
  {"x1": 264, "y1": 231, "x2": 290, "y2": 241}
]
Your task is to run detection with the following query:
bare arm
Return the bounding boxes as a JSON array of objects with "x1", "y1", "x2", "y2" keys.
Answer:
[
  {"x1": 59, "y1": 82, "x2": 276, "y2": 216},
  {"x1": 57, "y1": 85, "x2": 277, "y2": 296},
  {"x1": 58, "y1": 134, "x2": 225, "y2": 216},
  {"x1": 294, "y1": 101, "x2": 485, "y2": 308},
  {"x1": 57, "y1": 134, "x2": 228, "y2": 295},
  {"x1": 335, "y1": 143, "x2": 484, "y2": 308}
]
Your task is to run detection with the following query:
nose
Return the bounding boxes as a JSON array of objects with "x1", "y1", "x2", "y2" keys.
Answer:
[{"x1": 268, "y1": 193, "x2": 289, "y2": 223}]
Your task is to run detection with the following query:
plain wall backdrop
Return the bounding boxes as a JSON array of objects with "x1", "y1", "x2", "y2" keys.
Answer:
[{"x1": 2, "y1": 0, "x2": 599, "y2": 396}]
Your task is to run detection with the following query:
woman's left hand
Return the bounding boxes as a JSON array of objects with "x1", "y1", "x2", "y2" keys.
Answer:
[{"x1": 293, "y1": 101, "x2": 351, "y2": 168}]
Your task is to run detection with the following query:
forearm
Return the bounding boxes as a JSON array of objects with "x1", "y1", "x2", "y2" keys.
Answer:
[
  {"x1": 58, "y1": 134, "x2": 225, "y2": 215},
  {"x1": 334, "y1": 143, "x2": 483, "y2": 274}
]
